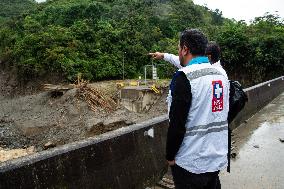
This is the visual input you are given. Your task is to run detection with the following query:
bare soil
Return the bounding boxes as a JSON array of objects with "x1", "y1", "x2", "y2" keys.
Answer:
[{"x1": 0, "y1": 72, "x2": 169, "y2": 162}]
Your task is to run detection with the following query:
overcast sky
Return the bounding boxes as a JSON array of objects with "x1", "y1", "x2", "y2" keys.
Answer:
[
  {"x1": 193, "y1": 0, "x2": 284, "y2": 23},
  {"x1": 35, "y1": 0, "x2": 283, "y2": 23}
]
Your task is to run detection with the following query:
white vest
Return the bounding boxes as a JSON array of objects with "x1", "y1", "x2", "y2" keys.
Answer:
[{"x1": 168, "y1": 63, "x2": 229, "y2": 174}]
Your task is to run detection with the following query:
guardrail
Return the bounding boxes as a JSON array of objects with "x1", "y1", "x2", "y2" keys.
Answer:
[
  {"x1": 0, "y1": 116, "x2": 169, "y2": 189},
  {"x1": 0, "y1": 76, "x2": 283, "y2": 189},
  {"x1": 230, "y1": 76, "x2": 284, "y2": 130}
]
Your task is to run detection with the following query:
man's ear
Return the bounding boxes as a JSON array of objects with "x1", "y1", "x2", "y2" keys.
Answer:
[
  {"x1": 182, "y1": 46, "x2": 189, "y2": 56},
  {"x1": 208, "y1": 54, "x2": 212, "y2": 62}
]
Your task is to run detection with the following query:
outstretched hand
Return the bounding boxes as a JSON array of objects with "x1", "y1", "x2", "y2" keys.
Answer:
[{"x1": 148, "y1": 52, "x2": 164, "y2": 60}]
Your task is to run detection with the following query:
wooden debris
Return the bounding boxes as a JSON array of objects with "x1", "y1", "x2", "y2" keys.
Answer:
[
  {"x1": 77, "y1": 80, "x2": 117, "y2": 112},
  {"x1": 44, "y1": 75, "x2": 117, "y2": 112},
  {"x1": 43, "y1": 84, "x2": 75, "y2": 91}
]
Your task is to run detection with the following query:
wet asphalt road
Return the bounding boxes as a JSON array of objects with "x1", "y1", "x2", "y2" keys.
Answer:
[
  {"x1": 220, "y1": 93, "x2": 284, "y2": 189},
  {"x1": 154, "y1": 93, "x2": 284, "y2": 189}
]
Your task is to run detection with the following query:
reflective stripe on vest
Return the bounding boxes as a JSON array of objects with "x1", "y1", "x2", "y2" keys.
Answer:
[
  {"x1": 185, "y1": 120, "x2": 228, "y2": 137},
  {"x1": 185, "y1": 68, "x2": 224, "y2": 81},
  {"x1": 171, "y1": 63, "x2": 229, "y2": 174}
]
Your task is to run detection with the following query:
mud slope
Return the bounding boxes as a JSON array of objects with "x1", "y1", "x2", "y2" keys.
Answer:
[{"x1": 0, "y1": 83, "x2": 168, "y2": 160}]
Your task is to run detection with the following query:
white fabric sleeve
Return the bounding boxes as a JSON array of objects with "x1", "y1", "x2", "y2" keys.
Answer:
[{"x1": 163, "y1": 53, "x2": 182, "y2": 69}]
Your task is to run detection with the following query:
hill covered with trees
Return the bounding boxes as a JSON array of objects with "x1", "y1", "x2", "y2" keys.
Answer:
[
  {"x1": 0, "y1": 0, "x2": 36, "y2": 24},
  {"x1": 0, "y1": 0, "x2": 283, "y2": 86}
]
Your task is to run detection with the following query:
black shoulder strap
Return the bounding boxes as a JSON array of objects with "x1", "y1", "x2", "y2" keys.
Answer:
[{"x1": 227, "y1": 127, "x2": 232, "y2": 173}]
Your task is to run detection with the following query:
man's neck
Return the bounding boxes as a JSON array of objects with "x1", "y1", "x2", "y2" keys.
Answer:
[{"x1": 182, "y1": 55, "x2": 195, "y2": 67}]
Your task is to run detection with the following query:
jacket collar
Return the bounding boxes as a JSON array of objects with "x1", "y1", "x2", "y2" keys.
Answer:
[{"x1": 187, "y1": 56, "x2": 209, "y2": 66}]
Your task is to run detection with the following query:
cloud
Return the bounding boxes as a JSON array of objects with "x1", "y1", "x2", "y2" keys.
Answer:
[{"x1": 193, "y1": 0, "x2": 284, "y2": 23}]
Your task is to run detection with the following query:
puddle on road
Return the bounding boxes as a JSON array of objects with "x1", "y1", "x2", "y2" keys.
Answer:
[
  {"x1": 232, "y1": 93, "x2": 284, "y2": 149},
  {"x1": 221, "y1": 93, "x2": 284, "y2": 189}
]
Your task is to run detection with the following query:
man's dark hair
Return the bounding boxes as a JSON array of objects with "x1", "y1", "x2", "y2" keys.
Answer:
[
  {"x1": 206, "y1": 41, "x2": 221, "y2": 63},
  {"x1": 179, "y1": 29, "x2": 208, "y2": 56}
]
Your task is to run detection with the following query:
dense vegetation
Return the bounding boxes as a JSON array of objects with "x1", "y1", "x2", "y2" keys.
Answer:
[
  {"x1": 218, "y1": 14, "x2": 284, "y2": 85},
  {"x1": 0, "y1": 0, "x2": 283, "y2": 86},
  {"x1": 0, "y1": 0, "x2": 36, "y2": 23}
]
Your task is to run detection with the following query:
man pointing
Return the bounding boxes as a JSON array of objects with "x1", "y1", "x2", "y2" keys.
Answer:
[
  {"x1": 156, "y1": 29, "x2": 229, "y2": 189},
  {"x1": 149, "y1": 41, "x2": 222, "y2": 67}
]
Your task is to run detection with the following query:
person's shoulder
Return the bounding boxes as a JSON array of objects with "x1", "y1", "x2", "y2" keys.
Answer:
[
  {"x1": 213, "y1": 65, "x2": 228, "y2": 79},
  {"x1": 171, "y1": 71, "x2": 189, "y2": 87},
  {"x1": 179, "y1": 63, "x2": 210, "y2": 74},
  {"x1": 173, "y1": 70, "x2": 186, "y2": 79},
  {"x1": 212, "y1": 60, "x2": 222, "y2": 68},
  {"x1": 170, "y1": 71, "x2": 187, "y2": 91}
]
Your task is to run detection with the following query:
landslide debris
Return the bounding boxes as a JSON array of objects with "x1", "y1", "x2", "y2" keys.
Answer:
[{"x1": 0, "y1": 80, "x2": 169, "y2": 163}]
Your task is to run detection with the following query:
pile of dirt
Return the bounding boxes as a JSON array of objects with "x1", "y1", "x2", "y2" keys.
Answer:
[
  {"x1": 0, "y1": 62, "x2": 67, "y2": 98},
  {"x1": 0, "y1": 80, "x2": 169, "y2": 163}
]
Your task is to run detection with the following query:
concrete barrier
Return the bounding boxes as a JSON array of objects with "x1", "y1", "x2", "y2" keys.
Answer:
[
  {"x1": 230, "y1": 76, "x2": 284, "y2": 130},
  {"x1": 0, "y1": 76, "x2": 283, "y2": 189},
  {"x1": 0, "y1": 116, "x2": 168, "y2": 189}
]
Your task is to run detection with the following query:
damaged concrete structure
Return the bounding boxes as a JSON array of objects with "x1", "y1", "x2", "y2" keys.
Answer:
[
  {"x1": 120, "y1": 86, "x2": 163, "y2": 113},
  {"x1": 0, "y1": 76, "x2": 283, "y2": 189}
]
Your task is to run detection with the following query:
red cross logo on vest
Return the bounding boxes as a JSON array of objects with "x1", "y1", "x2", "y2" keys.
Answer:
[{"x1": 212, "y1": 80, "x2": 223, "y2": 112}]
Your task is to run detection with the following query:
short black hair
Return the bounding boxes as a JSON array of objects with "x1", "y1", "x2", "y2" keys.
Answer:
[
  {"x1": 179, "y1": 29, "x2": 208, "y2": 56},
  {"x1": 206, "y1": 41, "x2": 221, "y2": 63}
]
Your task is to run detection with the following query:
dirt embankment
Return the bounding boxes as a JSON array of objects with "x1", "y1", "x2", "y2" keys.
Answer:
[{"x1": 0, "y1": 74, "x2": 169, "y2": 162}]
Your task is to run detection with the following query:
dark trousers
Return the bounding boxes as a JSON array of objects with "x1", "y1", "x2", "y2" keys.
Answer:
[{"x1": 171, "y1": 164, "x2": 221, "y2": 189}]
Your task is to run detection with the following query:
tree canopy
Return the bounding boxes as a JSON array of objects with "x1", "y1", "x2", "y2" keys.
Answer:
[
  {"x1": 0, "y1": 0, "x2": 283, "y2": 86},
  {"x1": 0, "y1": 0, "x2": 36, "y2": 23}
]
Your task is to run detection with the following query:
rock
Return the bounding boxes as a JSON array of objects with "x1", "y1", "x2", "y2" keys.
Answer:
[
  {"x1": 279, "y1": 138, "x2": 284, "y2": 143},
  {"x1": 85, "y1": 118, "x2": 104, "y2": 132},
  {"x1": 103, "y1": 117, "x2": 129, "y2": 127},
  {"x1": 253, "y1": 145, "x2": 259, "y2": 148},
  {"x1": 43, "y1": 141, "x2": 56, "y2": 150},
  {"x1": 125, "y1": 120, "x2": 135, "y2": 125},
  {"x1": 230, "y1": 152, "x2": 237, "y2": 159},
  {"x1": 103, "y1": 117, "x2": 127, "y2": 127}
]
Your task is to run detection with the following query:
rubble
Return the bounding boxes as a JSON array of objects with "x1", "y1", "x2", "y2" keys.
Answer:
[{"x1": 0, "y1": 80, "x2": 169, "y2": 163}]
